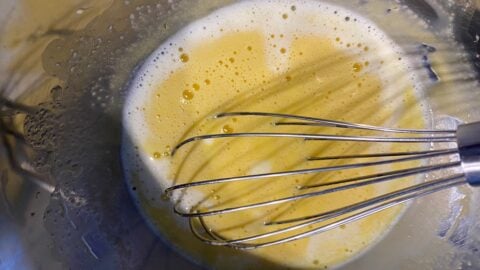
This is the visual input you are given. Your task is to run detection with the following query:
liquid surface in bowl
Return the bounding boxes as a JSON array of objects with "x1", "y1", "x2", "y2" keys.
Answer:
[{"x1": 123, "y1": 0, "x2": 429, "y2": 268}]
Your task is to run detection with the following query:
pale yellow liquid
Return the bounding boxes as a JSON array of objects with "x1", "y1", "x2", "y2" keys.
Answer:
[{"x1": 125, "y1": 1, "x2": 428, "y2": 269}]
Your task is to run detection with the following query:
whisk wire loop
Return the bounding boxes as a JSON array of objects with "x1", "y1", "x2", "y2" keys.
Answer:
[{"x1": 165, "y1": 112, "x2": 479, "y2": 249}]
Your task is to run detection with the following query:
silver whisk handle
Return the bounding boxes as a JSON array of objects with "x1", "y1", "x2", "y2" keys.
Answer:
[{"x1": 457, "y1": 122, "x2": 480, "y2": 186}]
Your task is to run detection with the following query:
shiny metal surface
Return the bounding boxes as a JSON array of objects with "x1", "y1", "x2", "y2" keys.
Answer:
[
  {"x1": 0, "y1": 1, "x2": 198, "y2": 269},
  {"x1": 457, "y1": 122, "x2": 480, "y2": 186},
  {"x1": 166, "y1": 112, "x2": 480, "y2": 249},
  {"x1": 189, "y1": 174, "x2": 467, "y2": 249},
  {"x1": 170, "y1": 111, "x2": 458, "y2": 155},
  {"x1": 1, "y1": 0, "x2": 480, "y2": 269},
  {"x1": 167, "y1": 149, "x2": 459, "y2": 193}
]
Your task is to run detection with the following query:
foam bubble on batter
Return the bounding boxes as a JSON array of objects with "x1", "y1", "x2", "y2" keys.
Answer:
[
  {"x1": 121, "y1": 3, "x2": 434, "y2": 268},
  {"x1": 124, "y1": 1, "x2": 430, "y2": 204}
]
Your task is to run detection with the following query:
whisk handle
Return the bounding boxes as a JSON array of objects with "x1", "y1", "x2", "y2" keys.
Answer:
[{"x1": 457, "y1": 122, "x2": 480, "y2": 186}]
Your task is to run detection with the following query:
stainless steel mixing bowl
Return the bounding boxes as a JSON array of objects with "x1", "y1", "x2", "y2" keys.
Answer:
[{"x1": 1, "y1": 0, "x2": 480, "y2": 269}]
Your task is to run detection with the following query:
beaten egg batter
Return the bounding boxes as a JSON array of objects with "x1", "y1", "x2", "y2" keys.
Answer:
[{"x1": 123, "y1": 0, "x2": 430, "y2": 269}]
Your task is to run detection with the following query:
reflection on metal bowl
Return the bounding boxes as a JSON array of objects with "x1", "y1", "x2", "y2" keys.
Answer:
[{"x1": 0, "y1": 0, "x2": 480, "y2": 269}]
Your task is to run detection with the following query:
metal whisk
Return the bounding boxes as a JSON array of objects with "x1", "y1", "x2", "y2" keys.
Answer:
[{"x1": 165, "y1": 112, "x2": 480, "y2": 250}]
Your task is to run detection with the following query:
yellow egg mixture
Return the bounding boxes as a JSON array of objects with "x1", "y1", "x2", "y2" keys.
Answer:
[{"x1": 123, "y1": 1, "x2": 429, "y2": 269}]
